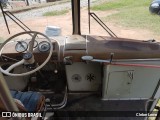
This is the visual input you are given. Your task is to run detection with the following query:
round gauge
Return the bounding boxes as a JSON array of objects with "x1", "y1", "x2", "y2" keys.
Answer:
[
  {"x1": 38, "y1": 41, "x2": 50, "y2": 52},
  {"x1": 29, "y1": 40, "x2": 38, "y2": 48},
  {"x1": 15, "y1": 41, "x2": 28, "y2": 52}
]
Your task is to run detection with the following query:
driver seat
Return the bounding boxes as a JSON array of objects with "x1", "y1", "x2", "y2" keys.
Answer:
[
  {"x1": 0, "y1": 90, "x2": 45, "y2": 119},
  {"x1": 10, "y1": 90, "x2": 45, "y2": 112}
]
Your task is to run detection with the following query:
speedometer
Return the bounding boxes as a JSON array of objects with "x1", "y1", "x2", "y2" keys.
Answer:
[
  {"x1": 38, "y1": 41, "x2": 50, "y2": 52},
  {"x1": 15, "y1": 41, "x2": 28, "y2": 52}
]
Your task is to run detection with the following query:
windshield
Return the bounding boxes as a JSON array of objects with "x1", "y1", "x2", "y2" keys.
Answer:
[
  {"x1": 0, "y1": 0, "x2": 160, "y2": 43},
  {"x1": 0, "y1": 0, "x2": 73, "y2": 42}
]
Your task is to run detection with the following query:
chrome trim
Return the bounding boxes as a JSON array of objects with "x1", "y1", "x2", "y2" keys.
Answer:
[
  {"x1": 113, "y1": 58, "x2": 160, "y2": 62},
  {"x1": 93, "y1": 58, "x2": 160, "y2": 63},
  {"x1": 46, "y1": 86, "x2": 68, "y2": 110}
]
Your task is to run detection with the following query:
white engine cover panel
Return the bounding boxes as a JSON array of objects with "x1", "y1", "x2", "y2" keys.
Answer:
[{"x1": 66, "y1": 62, "x2": 101, "y2": 91}]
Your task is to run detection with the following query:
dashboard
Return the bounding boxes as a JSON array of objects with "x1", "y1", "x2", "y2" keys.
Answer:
[
  {"x1": 0, "y1": 38, "x2": 58, "y2": 63},
  {"x1": 15, "y1": 40, "x2": 51, "y2": 53}
]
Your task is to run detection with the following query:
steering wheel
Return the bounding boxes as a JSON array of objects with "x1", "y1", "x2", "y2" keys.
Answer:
[{"x1": 0, "y1": 31, "x2": 53, "y2": 77}]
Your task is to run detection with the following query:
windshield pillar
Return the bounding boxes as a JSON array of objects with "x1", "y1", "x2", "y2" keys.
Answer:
[{"x1": 71, "y1": 0, "x2": 81, "y2": 35}]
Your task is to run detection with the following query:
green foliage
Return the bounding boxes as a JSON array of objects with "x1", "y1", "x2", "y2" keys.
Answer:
[
  {"x1": 91, "y1": 0, "x2": 151, "y2": 11},
  {"x1": 43, "y1": 9, "x2": 69, "y2": 16},
  {"x1": 107, "y1": 7, "x2": 159, "y2": 30},
  {"x1": 92, "y1": 0, "x2": 160, "y2": 34}
]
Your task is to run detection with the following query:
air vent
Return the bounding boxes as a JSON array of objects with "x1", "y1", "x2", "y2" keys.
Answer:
[
  {"x1": 86, "y1": 73, "x2": 96, "y2": 82},
  {"x1": 71, "y1": 74, "x2": 81, "y2": 82}
]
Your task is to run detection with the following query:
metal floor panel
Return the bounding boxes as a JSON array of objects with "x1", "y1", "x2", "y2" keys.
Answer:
[{"x1": 46, "y1": 94, "x2": 147, "y2": 120}]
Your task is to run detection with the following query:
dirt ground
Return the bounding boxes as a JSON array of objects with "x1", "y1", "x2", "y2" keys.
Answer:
[{"x1": 1, "y1": 9, "x2": 160, "y2": 41}]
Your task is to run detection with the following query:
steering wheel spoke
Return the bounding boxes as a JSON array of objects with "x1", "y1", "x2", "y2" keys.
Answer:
[
  {"x1": 5, "y1": 59, "x2": 25, "y2": 73},
  {"x1": 28, "y1": 33, "x2": 37, "y2": 53}
]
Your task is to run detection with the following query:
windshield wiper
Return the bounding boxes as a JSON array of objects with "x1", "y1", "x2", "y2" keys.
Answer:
[
  {"x1": 0, "y1": 1, "x2": 10, "y2": 34},
  {"x1": 0, "y1": 1, "x2": 31, "y2": 34}
]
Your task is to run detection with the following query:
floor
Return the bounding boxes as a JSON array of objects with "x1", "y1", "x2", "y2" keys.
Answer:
[{"x1": 45, "y1": 93, "x2": 147, "y2": 120}]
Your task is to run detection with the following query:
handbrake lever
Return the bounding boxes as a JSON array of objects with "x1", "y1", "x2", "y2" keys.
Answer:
[{"x1": 82, "y1": 55, "x2": 110, "y2": 63}]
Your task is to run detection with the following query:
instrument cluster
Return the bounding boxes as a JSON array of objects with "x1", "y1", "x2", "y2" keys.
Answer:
[{"x1": 15, "y1": 40, "x2": 52, "y2": 53}]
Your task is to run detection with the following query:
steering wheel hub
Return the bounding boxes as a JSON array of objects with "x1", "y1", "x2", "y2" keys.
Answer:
[{"x1": 23, "y1": 52, "x2": 32, "y2": 60}]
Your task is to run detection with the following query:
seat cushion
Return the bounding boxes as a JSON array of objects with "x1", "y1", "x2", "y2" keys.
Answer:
[{"x1": 10, "y1": 91, "x2": 45, "y2": 112}]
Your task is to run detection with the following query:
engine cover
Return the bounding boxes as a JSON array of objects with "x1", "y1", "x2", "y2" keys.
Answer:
[{"x1": 65, "y1": 62, "x2": 101, "y2": 91}]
